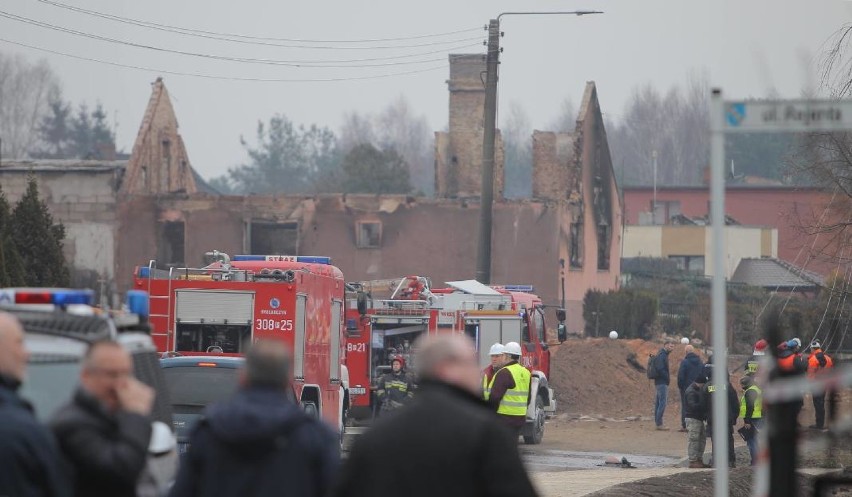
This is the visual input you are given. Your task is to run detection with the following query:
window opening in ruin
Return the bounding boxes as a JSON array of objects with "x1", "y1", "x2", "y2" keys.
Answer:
[
  {"x1": 356, "y1": 221, "x2": 382, "y2": 249},
  {"x1": 597, "y1": 224, "x2": 611, "y2": 270},
  {"x1": 157, "y1": 221, "x2": 185, "y2": 267},
  {"x1": 250, "y1": 221, "x2": 299, "y2": 255},
  {"x1": 569, "y1": 222, "x2": 584, "y2": 268}
]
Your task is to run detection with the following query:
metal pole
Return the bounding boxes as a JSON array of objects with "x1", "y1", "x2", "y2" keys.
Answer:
[
  {"x1": 710, "y1": 88, "x2": 728, "y2": 497},
  {"x1": 652, "y1": 150, "x2": 657, "y2": 223},
  {"x1": 476, "y1": 18, "x2": 500, "y2": 284}
]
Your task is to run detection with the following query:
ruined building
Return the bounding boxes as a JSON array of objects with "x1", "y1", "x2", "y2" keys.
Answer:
[{"x1": 0, "y1": 57, "x2": 622, "y2": 332}]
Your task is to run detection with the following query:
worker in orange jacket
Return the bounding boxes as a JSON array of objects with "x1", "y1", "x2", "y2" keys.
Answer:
[
  {"x1": 806, "y1": 340, "x2": 834, "y2": 430},
  {"x1": 776, "y1": 338, "x2": 807, "y2": 424}
]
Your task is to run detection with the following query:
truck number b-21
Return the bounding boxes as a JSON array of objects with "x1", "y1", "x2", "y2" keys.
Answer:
[
  {"x1": 346, "y1": 343, "x2": 366, "y2": 353},
  {"x1": 255, "y1": 319, "x2": 294, "y2": 331}
]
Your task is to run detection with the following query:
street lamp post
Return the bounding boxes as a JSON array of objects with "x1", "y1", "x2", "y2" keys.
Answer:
[{"x1": 475, "y1": 10, "x2": 603, "y2": 284}]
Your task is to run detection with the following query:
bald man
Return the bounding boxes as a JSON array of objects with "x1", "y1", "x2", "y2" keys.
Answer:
[
  {"x1": 334, "y1": 335, "x2": 539, "y2": 497},
  {"x1": 677, "y1": 344, "x2": 704, "y2": 432},
  {"x1": 51, "y1": 340, "x2": 154, "y2": 497},
  {"x1": 0, "y1": 312, "x2": 69, "y2": 497}
]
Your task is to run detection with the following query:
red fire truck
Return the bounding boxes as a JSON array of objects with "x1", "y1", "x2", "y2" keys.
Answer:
[
  {"x1": 133, "y1": 251, "x2": 349, "y2": 434},
  {"x1": 345, "y1": 276, "x2": 557, "y2": 444}
]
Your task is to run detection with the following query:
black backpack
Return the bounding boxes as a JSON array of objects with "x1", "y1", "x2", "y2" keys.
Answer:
[{"x1": 646, "y1": 354, "x2": 658, "y2": 380}]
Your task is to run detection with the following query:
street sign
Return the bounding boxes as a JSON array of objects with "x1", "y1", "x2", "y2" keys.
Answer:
[{"x1": 723, "y1": 98, "x2": 852, "y2": 133}]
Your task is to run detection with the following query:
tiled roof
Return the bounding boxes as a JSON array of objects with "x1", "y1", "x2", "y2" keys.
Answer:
[{"x1": 731, "y1": 258, "x2": 824, "y2": 289}]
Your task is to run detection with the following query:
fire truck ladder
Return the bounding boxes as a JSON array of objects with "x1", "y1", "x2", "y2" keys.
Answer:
[{"x1": 145, "y1": 260, "x2": 173, "y2": 351}]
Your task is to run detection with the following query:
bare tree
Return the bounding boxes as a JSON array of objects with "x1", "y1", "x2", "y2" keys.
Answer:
[
  {"x1": 0, "y1": 53, "x2": 60, "y2": 159},
  {"x1": 502, "y1": 101, "x2": 532, "y2": 198},
  {"x1": 339, "y1": 96, "x2": 434, "y2": 195},
  {"x1": 548, "y1": 98, "x2": 577, "y2": 133}
]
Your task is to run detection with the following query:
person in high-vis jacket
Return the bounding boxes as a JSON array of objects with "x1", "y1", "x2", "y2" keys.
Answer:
[
  {"x1": 486, "y1": 342, "x2": 531, "y2": 437},
  {"x1": 806, "y1": 340, "x2": 834, "y2": 429},
  {"x1": 376, "y1": 356, "x2": 415, "y2": 414},
  {"x1": 482, "y1": 343, "x2": 505, "y2": 401},
  {"x1": 739, "y1": 375, "x2": 762, "y2": 466},
  {"x1": 744, "y1": 339, "x2": 768, "y2": 377}
]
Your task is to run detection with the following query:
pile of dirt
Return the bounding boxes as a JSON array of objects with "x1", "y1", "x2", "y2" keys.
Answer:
[
  {"x1": 584, "y1": 467, "x2": 843, "y2": 497},
  {"x1": 549, "y1": 338, "x2": 745, "y2": 423}
]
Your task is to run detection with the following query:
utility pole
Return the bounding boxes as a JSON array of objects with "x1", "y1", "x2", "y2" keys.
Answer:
[
  {"x1": 652, "y1": 150, "x2": 658, "y2": 223},
  {"x1": 475, "y1": 10, "x2": 602, "y2": 284},
  {"x1": 475, "y1": 19, "x2": 500, "y2": 284}
]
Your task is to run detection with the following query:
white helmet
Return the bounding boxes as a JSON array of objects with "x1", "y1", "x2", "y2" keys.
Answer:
[
  {"x1": 504, "y1": 342, "x2": 522, "y2": 357},
  {"x1": 488, "y1": 343, "x2": 505, "y2": 356}
]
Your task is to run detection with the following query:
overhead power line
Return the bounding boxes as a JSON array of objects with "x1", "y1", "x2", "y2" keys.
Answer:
[
  {"x1": 0, "y1": 10, "x2": 482, "y2": 67},
  {"x1": 33, "y1": 0, "x2": 483, "y2": 47},
  {"x1": 0, "y1": 37, "x2": 449, "y2": 82}
]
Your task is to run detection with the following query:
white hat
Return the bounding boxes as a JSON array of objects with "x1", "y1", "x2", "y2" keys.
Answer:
[
  {"x1": 488, "y1": 343, "x2": 505, "y2": 356},
  {"x1": 504, "y1": 342, "x2": 522, "y2": 356}
]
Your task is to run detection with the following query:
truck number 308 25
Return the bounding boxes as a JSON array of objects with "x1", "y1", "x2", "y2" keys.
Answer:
[{"x1": 255, "y1": 319, "x2": 294, "y2": 331}]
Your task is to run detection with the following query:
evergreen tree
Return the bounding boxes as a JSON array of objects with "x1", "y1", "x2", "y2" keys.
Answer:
[
  {"x1": 70, "y1": 104, "x2": 93, "y2": 159},
  {"x1": 0, "y1": 185, "x2": 25, "y2": 286},
  {"x1": 36, "y1": 93, "x2": 72, "y2": 158},
  {"x1": 341, "y1": 144, "x2": 411, "y2": 194},
  {"x1": 11, "y1": 176, "x2": 69, "y2": 286}
]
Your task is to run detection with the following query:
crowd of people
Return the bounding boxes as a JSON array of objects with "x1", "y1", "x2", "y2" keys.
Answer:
[
  {"x1": 0, "y1": 310, "x2": 539, "y2": 497},
  {"x1": 652, "y1": 336, "x2": 837, "y2": 468}
]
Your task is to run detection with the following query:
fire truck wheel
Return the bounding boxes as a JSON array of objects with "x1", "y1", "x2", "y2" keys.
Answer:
[{"x1": 523, "y1": 396, "x2": 545, "y2": 445}]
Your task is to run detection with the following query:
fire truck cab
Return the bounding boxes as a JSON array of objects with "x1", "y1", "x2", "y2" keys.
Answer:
[
  {"x1": 346, "y1": 276, "x2": 556, "y2": 444},
  {"x1": 133, "y1": 251, "x2": 349, "y2": 436}
]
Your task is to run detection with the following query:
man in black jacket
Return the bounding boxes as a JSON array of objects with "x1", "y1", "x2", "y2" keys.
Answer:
[
  {"x1": 168, "y1": 340, "x2": 340, "y2": 497},
  {"x1": 51, "y1": 340, "x2": 154, "y2": 497},
  {"x1": 0, "y1": 312, "x2": 69, "y2": 497},
  {"x1": 683, "y1": 370, "x2": 709, "y2": 468},
  {"x1": 653, "y1": 340, "x2": 675, "y2": 430},
  {"x1": 334, "y1": 334, "x2": 539, "y2": 497},
  {"x1": 703, "y1": 365, "x2": 739, "y2": 468}
]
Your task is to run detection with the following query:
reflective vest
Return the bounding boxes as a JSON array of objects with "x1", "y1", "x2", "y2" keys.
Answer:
[
  {"x1": 488, "y1": 363, "x2": 531, "y2": 417},
  {"x1": 739, "y1": 385, "x2": 762, "y2": 419},
  {"x1": 482, "y1": 367, "x2": 494, "y2": 400},
  {"x1": 807, "y1": 350, "x2": 834, "y2": 379},
  {"x1": 746, "y1": 358, "x2": 759, "y2": 375}
]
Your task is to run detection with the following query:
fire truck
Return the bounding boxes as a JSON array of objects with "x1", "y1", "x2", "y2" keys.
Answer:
[
  {"x1": 133, "y1": 251, "x2": 349, "y2": 435},
  {"x1": 345, "y1": 276, "x2": 557, "y2": 444}
]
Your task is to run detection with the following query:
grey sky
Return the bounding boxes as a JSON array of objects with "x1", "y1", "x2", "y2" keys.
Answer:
[{"x1": 3, "y1": 0, "x2": 850, "y2": 179}]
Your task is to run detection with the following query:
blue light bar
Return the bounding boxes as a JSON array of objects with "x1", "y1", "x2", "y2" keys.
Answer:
[
  {"x1": 502, "y1": 285, "x2": 535, "y2": 293},
  {"x1": 233, "y1": 255, "x2": 332, "y2": 265},
  {"x1": 137, "y1": 267, "x2": 151, "y2": 278},
  {"x1": 126, "y1": 290, "x2": 149, "y2": 318}
]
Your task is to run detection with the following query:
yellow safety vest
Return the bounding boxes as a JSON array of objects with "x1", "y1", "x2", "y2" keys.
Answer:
[
  {"x1": 488, "y1": 363, "x2": 531, "y2": 417},
  {"x1": 482, "y1": 373, "x2": 491, "y2": 400},
  {"x1": 739, "y1": 385, "x2": 762, "y2": 419}
]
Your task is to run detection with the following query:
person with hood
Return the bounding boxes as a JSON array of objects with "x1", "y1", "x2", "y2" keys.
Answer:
[
  {"x1": 0, "y1": 312, "x2": 69, "y2": 497},
  {"x1": 683, "y1": 368, "x2": 710, "y2": 468},
  {"x1": 333, "y1": 334, "x2": 539, "y2": 497},
  {"x1": 703, "y1": 364, "x2": 739, "y2": 468},
  {"x1": 777, "y1": 338, "x2": 807, "y2": 423},
  {"x1": 168, "y1": 340, "x2": 339, "y2": 497},
  {"x1": 51, "y1": 340, "x2": 154, "y2": 497},
  {"x1": 376, "y1": 355, "x2": 415, "y2": 414},
  {"x1": 677, "y1": 345, "x2": 704, "y2": 432}
]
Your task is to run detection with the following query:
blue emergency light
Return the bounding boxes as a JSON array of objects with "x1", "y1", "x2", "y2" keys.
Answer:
[
  {"x1": 4, "y1": 289, "x2": 95, "y2": 306},
  {"x1": 233, "y1": 255, "x2": 332, "y2": 265},
  {"x1": 126, "y1": 290, "x2": 150, "y2": 319},
  {"x1": 137, "y1": 267, "x2": 151, "y2": 278},
  {"x1": 501, "y1": 285, "x2": 535, "y2": 293}
]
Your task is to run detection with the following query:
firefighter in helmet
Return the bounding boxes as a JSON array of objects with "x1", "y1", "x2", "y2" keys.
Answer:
[
  {"x1": 376, "y1": 355, "x2": 415, "y2": 415},
  {"x1": 744, "y1": 338, "x2": 768, "y2": 377}
]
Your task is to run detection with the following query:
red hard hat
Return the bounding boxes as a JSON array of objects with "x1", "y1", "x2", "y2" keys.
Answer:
[
  {"x1": 753, "y1": 339, "x2": 768, "y2": 352},
  {"x1": 392, "y1": 356, "x2": 405, "y2": 368}
]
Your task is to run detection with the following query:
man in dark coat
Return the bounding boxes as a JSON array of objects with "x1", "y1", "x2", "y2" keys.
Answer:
[
  {"x1": 334, "y1": 334, "x2": 539, "y2": 497},
  {"x1": 653, "y1": 340, "x2": 675, "y2": 430},
  {"x1": 677, "y1": 345, "x2": 704, "y2": 431},
  {"x1": 51, "y1": 340, "x2": 154, "y2": 497},
  {"x1": 704, "y1": 365, "x2": 739, "y2": 468},
  {"x1": 0, "y1": 312, "x2": 69, "y2": 497},
  {"x1": 683, "y1": 369, "x2": 709, "y2": 468},
  {"x1": 168, "y1": 340, "x2": 339, "y2": 497}
]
